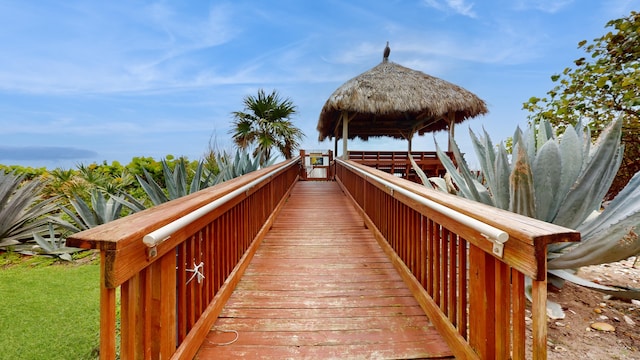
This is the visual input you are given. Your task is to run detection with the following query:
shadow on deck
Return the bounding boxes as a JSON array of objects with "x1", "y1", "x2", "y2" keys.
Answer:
[{"x1": 196, "y1": 182, "x2": 453, "y2": 359}]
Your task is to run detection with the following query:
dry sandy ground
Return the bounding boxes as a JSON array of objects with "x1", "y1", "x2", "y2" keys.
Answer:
[{"x1": 544, "y1": 256, "x2": 640, "y2": 360}]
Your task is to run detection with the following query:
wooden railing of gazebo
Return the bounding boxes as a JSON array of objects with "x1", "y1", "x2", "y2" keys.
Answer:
[{"x1": 348, "y1": 150, "x2": 453, "y2": 180}]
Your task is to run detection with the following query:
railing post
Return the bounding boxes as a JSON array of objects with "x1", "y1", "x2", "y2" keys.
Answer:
[
  {"x1": 300, "y1": 150, "x2": 307, "y2": 180},
  {"x1": 468, "y1": 245, "x2": 496, "y2": 359},
  {"x1": 99, "y1": 252, "x2": 117, "y2": 360},
  {"x1": 328, "y1": 150, "x2": 334, "y2": 180},
  {"x1": 155, "y1": 251, "x2": 177, "y2": 358},
  {"x1": 532, "y1": 278, "x2": 548, "y2": 360}
]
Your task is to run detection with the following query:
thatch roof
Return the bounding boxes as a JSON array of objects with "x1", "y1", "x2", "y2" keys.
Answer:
[{"x1": 317, "y1": 54, "x2": 488, "y2": 142}]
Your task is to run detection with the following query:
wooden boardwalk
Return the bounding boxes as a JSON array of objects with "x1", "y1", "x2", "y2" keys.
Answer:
[{"x1": 196, "y1": 181, "x2": 452, "y2": 359}]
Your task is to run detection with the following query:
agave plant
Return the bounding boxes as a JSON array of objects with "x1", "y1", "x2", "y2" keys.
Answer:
[
  {"x1": 0, "y1": 171, "x2": 59, "y2": 249},
  {"x1": 115, "y1": 151, "x2": 269, "y2": 213},
  {"x1": 213, "y1": 149, "x2": 272, "y2": 185},
  {"x1": 118, "y1": 158, "x2": 216, "y2": 211},
  {"x1": 423, "y1": 117, "x2": 640, "y2": 304},
  {"x1": 56, "y1": 189, "x2": 127, "y2": 232},
  {"x1": 32, "y1": 223, "x2": 83, "y2": 261}
]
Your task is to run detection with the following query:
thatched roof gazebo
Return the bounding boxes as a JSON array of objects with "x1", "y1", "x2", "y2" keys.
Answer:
[{"x1": 317, "y1": 43, "x2": 488, "y2": 157}]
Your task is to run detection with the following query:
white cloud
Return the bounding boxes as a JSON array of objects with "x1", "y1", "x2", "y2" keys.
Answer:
[
  {"x1": 512, "y1": 0, "x2": 574, "y2": 13},
  {"x1": 0, "y1": 2, "x2": 240, "y2": 95},
  {"x1": 423, "y1": 0, "x2": 478, "y2": 18},
  {"x1": 446, "y1": 0, "x2": 478, "y2": 18}
]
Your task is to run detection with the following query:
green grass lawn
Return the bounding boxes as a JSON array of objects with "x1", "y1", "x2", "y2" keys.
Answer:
[{"x1": 0, "y1": 253, "x2": 100, "y2": 360}]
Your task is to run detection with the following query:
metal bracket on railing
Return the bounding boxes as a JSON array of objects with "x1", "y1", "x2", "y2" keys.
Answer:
[
  {"x1": 144, "y1": 234, "x2": 169, "y2": 259},
  {"x1": 484, "y1": 233, "x2": 509, "y2": 258}
]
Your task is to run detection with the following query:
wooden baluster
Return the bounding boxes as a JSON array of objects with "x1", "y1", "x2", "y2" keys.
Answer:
[
  {"x1": 512, "y1": 269, "x2": 526, "y2": 359},
  {"x1": 441, "y1": 228, "x2": 450, "y2": 314},
  {"x1": 149, "y1": 251, "x2": 177, "y2": 358},
  {"x1": 448, "y1": 232, "x2": 457, "y2": 323},
  {"x1": 419, "y1": 216, "x2": 427, "y2": 289},
  {"x1": 468, "y1": 244, "x2": 496, "y2": 359},
  {"x1": 495, "y1": 260, "x2": 511, "y2": 358},
  {"x1": 457, "y1": 238, "x2": 468, "y2": 338},
  {"x1": 177, "y1": 243, "x2": 187, "y2": 342},
  {"x1": 532, "y1": 278, "x2": 548, "y2": 360}
]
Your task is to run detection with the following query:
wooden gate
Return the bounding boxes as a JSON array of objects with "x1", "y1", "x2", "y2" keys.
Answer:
[{"x1": 300, "y1": 150, "x2": 333, "y2": 181}]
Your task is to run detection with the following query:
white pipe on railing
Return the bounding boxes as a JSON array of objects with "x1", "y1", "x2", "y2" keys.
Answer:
[
  {"x1": 143, "y1": 157, "x2": 299, "y2": 248},
  {"x1": 338, "y1": 159, "x2": 509, "y2": 253}
]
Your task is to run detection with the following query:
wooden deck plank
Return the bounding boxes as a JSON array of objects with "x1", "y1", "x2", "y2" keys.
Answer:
[{"x1": 196, "y1": 181, "x2": 453, "y2": 359}]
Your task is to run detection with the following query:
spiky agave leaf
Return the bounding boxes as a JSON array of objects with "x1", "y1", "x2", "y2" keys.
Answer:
[
  {"x1": 111, "y1": 192, "x2": 147, "y2": 213},
  {"x1": 549, "y1": 269, "x2": 640, "y2": 300},
  {"x1": 532, "y1": 140, "x2": 562, "y2": 222},
  {"x1": 136, "y1": 168, "x2": 170, "y2": 206},
  {"x1": 493, "y1": 143, "x2": 512, "y2": 210},
  {"x1": 552, "y1": 125, "x2": 583, "y2": 218},
  {"x1": 552, "y1": 117, "x2": 624, "y2": 229},
  {"x1": 189, "y1": 162, "x2": 215, "y2": 194},
  {"x1": 548, "y1": 172, "x2": 640, "y2": 269},
  {"x1": 91, "y1": 190, "x2": 123, "y2": 224},
  {"x1": 467, "y1": 127, "x2": 513, "y2": 209},
  {"x1": 450, "y1": 137, "x2": 491, "y2": 204},
  {"x1": 134, "y1": 159, "x2": 216, "y2": 207},
  {"x1": 57, "y1": 190, "x2": 126, "y2": 232},
  {"x1": 408, "y1": 153, "x2": 433, "y2": 188},
  {"x1": 70, "y1": 193, "x2": 99, "y2": 228},
  {"x1": 0, "y1": 171, "x2": 58, "y2": 247},
  {"x1": 32, "y1": 223, "x2": 82, "y2": 261},
  {"x1": 509, "y1": 144, "x2": 536, "y2": 218},
  {"x1": 469, "y1": 127, "x2": 496, "y2": 190},
  {"x1": 435, "y1": 140, "x2": 494, "y2": 205},
  {"x1": 213, "y1": 149, "x2": 266, "y2": 185},
  {"x1": 161, "y1": 159, "x2": 185, "y2": 200}
]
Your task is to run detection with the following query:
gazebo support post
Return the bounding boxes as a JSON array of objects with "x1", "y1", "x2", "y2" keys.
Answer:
[
  {"x1": 341, "y1": 111, "x2": 349, "y2": 159},
  {"x1": 448, "y1": 112, "x2": 456, "y2": 152}
]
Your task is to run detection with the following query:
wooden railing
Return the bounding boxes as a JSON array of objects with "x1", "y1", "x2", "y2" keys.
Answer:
[
  {"x1": 335, "y1": 159, "x2": 580, "y2": 360},
  {"x1": 348, "y1": 150, "x2": 454, "y2": 179},
  {"x1": 67, "y1": 158, "x2": 300, "y2": 360}
]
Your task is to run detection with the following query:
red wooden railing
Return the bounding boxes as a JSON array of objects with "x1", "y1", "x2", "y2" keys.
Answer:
[
  {"x1": 67, "y1": 158, "x2": 300, "y2": 360},
  {"x1": 335, "y1": 159, "x2": 580, "y2": 360},
  {"x1": 348, "y1": 150, "x2": 454, "y2": 179}
]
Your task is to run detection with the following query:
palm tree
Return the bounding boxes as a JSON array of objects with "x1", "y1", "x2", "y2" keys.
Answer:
[{"x1": 230, "y1": 89, "x2": 304, "y2": 166}]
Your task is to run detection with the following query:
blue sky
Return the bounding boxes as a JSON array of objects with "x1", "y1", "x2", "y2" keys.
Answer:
[{"x1": 0, "y1": 0, "x2": 637, "y2": 169}]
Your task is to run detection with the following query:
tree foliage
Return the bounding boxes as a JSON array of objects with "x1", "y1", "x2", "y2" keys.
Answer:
[
  {"x1": 230, "y1": 89, "x2": 304, "y2": 166},
  {"x1": 523, "y1": 11, "x2": 640, "y2": 199}
]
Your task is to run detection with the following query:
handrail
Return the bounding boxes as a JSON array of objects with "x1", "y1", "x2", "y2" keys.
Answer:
[
  {"x1": 68, "y1": 157, "x2": 300, "y2": 360},
  {"x1": 339, "y1": 159, "x2": 509, "y2": 255},
  {"x1": 334, "y1": 158, "x2": 580, "y2": 360},
  {"x1": 143, "y1": 160, "x2": 295, "y2": 248}
]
